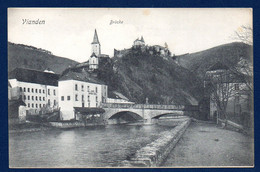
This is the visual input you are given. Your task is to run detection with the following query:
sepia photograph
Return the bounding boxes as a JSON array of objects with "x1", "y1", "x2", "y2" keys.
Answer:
[{"x1": 8, "y1": 8, "x2": 253, "y2": 168}]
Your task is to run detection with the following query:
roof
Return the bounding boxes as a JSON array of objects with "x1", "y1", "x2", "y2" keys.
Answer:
[
  {"x1": 8, "y1": 68, "x2": 59, "y2": 86},
  {"x1": 98, "y1": 54, "x2": 109, "y2": 58},
  {"x1": 59, "y1": 69, "x2": 105, "y2": 85},
  {"x1": 140, "y1": 36, "x2": 144, "y2": 42},
  {"x1": 108, "y1": 91, "x2": 130, "y2": 101},
  {"x1": 91, "y1": 52, "x2": 97, "y2": 57},
  {"x1": 91, "y1": 29, "x2": 100, "y2": 44},
  {"x1": 74, "y1": 107, "x2": 105, "y2": 114},
  {"x1": 207, "y1": 62, "x2": 229, "y2": 71},
  {"x1": 8, "y1": 99, "x2": 26, "y2": 106},
  {"x1": 134, "y1": 36, "x2": 145, "y2": 43}
]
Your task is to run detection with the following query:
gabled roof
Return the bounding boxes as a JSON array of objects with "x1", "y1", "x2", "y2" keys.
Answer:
[
  {"x1": 8, "y1": 68, "x2": 59, "y2": 86},
  {"x1": 59, "y1": 69, "x2": 105, "y2": 85},
  {"x1": 207, "y1": 62, "x2": 229, "y2": 71},
  {"x1": 91, "y1": 52, "x2": 97, "y2": 57},
  {"x1": 91, "y1": 29, "x2": 100, "y2": 44}
]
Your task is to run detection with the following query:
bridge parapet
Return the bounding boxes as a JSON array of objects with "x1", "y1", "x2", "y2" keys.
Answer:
[{"x1": 101, "y1": 103, "x2": 184, "y2": 110}]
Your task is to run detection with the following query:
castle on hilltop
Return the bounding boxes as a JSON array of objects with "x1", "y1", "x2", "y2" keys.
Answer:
[
  {"x1": 133, "y1": 36, "x2": 145, "y2": 47},
  {"x1": 114, "y1": 36, "x2": 172, "y2": 58}
]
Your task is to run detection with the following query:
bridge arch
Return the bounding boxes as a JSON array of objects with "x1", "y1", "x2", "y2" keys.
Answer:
[
  {"x1": 151, "y1": 112, "x2": 184, "y2": 119},
  {"x1": 108, "y1": 111, "x2": 143, "y2": 122}
]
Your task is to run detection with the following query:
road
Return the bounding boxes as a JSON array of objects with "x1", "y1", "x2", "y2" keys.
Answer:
[{"x1": 162, "y1": 121, "x2": 254, "y2": 167}]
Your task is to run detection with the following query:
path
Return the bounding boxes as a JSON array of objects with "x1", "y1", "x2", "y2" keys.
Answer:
[{"x1": 162, "y1": 122, "x2": 254, "y2": 167}]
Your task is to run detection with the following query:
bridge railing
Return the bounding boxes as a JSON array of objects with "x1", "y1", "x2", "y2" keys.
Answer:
[{"x1": 100, "y1": 103, "x2": 185, "y2": 110}]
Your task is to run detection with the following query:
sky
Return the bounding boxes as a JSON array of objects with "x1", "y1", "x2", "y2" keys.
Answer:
[{"x1": 8, "y1": 8, "x2": 252, "y2": 63}]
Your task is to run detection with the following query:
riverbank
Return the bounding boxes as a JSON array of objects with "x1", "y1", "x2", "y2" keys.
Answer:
[
  {"x1": 121, "y1": 118, "x2": 191, "y2": 167},
  {"x1": 162, "y1": 121, "x2": 254, "y2": 167}
]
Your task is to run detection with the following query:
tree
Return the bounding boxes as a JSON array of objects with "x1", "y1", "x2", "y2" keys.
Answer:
[
  {"x1": 231, "y1": 25, "x2": 253, "y2": 45},
  {"x1": 207, "y1": 70, "x2": 236, "y2": 124}
]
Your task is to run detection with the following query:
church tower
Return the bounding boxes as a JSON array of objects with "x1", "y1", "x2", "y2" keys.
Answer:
[{"x1": 91, "y1": 29, "x2": 101, "y2": 56}]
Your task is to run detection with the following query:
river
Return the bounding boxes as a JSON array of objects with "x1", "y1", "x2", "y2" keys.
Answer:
[{"x1": 9, "y1": 124, "x2": 175, "y2": 168}]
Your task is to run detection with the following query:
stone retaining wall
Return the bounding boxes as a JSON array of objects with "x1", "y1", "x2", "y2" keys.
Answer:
[{"x1": 121, "y1": 118, "x2": 191, "y2": 167}]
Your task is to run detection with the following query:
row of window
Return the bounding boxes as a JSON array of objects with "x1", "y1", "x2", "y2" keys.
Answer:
[
  {"x1": 21, "y1": 95, "x2": 46, "y2": 101},
  {"x1": 27, "y1": 100, "x2": 57, "y2": 108},
  {"x1": 19, "y1": 87, "x2": 56, "y2": 95},
  {"x1": 60, "y1": 95, "x2": 98, "y2": 102},
  {"x1": 75, "y1": 84, "x2": 98, "y2": 93},
  {"x1": 27, "y1": 103, "x2": 45, "y2": 108},
  {"x1": 82, "y1": 102, "x2": 98, "y2": 108}
]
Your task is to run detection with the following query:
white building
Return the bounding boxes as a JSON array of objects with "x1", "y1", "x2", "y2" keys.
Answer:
[
  {"x1": 8, "y1": 68, "x2": 59, "y2": 119},
  {"x1": 58, "y1": 70, "x2": 108, "y2": 120}
]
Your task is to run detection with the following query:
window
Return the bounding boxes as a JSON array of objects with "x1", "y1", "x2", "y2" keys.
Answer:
[
  {"x1": 28, "y1": 103, "x2": 30, "y2": 108},
  {"x1": 81, "y1": 85, "x2": 84, "y2": 91},
  {"x1": 61, "y1": 96, "x2": 64, "y2": 101},
  {"x1": 48, "y1": 89, "x2": 50, "y2": 95},
  {"x1": 54, "y1": 100, "x2": 56, "y2": 105},
  {"x1": 43, "y1": 104, "x2": 45, "y2": 107},
  {"x1": 24, "y1": 95, "x2": 26, "y2": 100},
  {"x1": 36, "y1": 104, "x2": 38, "y2": 108},
  {"x1": 32, "y1": 96, "x2": 34, "y2": 100},
  {"x1": 24, "y1": 87, "x2": 26, "y2": 92},
  {"x1": 20, "y1": 87, "x2": 22, "y2": 92},
  {"x1": 32, "y1": 88, "x2": 34, "y2": 93},
  {"x1": 96, "y1": 96, "x2": 98, "y2": 102},
  {"x1": 35, "y1": 89, "x2": 38, "y2": 93},
  {"x1": 39, "y1": 104, "x2": 41, "y2": 108},
  {"x1": 53, "y1": 89, "x2": 56, "y2": 96},
  {"x1": 75, "y1": 94, "x2": 78, "y2": 101},
  {"x1": 96, "y1": 87, "x2": 98, "y2": 92},
  {"x1": 36, "y1": 96, "x2": 38, "y2": 101},
  {"x1": 43, "y1": 97, "x2": 45, "y2": 101},
  {"x1": 28, "y1": 88, "x2": 30, "y2": 92},
  {"x1": 82, "y1": 95, "x2": 84, "y2": 101},
  {"x1": 43, "y1": 90, "x2": 45, "y2": 94},
  {"x1": 88, "y1": 95, "x2": 90, "y2": 102},
  {"x1": 48, "y1": 99, "x2": 50, "y2": 105},
  {"x1": 28, "y1": 96, "x2": 30, "y2": 100},
  {"x1": 234, "y1": 84, "x2": 239, "y2": 91},
  {"x1": 75, "y1": 84, "x2": 78, "y2": 91},
  {"x1": 87, "y1": 86, "x2": 90, "y2": 92},
  {"x1": 32, "y1": 103, "x2": 34, "y2": 108},
  {"x1": 96, "y1": 102, "x2": 98, "y2": 107},
  {"x1": 39, "y1": 97, "x2": 41, "y2": 101},
  {"x1": 67, "y1": 96, "x2": 70, "y2": 101},
  {"x1": 39, "y1": 89, "x2": 41, "y2": 93}
]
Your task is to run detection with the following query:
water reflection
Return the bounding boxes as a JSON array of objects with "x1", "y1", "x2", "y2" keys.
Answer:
[{"x1": 9, "y1": 124, "x2": 174, "y2": 167}]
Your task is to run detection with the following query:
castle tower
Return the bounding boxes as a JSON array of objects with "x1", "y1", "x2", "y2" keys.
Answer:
[{"x1": 91, "y1": 29, "x2": 101, "y2": 56}]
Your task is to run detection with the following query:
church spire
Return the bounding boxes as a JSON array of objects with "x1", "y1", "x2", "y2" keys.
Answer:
[{"x1": 92, "y1": 29, "x2": 100, "y2": 44}]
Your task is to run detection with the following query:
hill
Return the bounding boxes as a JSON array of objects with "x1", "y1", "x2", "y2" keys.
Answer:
[
  {"x1": 8, "y1": 42, "x2": 79, "y2": 74},
  {"x1": 176, "y1": 42, "x2": 253, "y2": 79},
  {"x1": 96, "y1": 47, "x2": 203, "y2": 105}
]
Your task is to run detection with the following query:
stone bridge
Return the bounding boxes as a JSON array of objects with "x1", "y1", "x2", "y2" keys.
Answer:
[{"x1": 100, "y1": 103, "x2": 194, "y2": 123}]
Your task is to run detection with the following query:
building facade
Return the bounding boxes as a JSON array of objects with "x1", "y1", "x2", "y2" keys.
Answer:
[
  {"x1": 58, "y1": 70, "x2": 108, "y2": 120},
  {"x1": 8, "y1": 68, "x2": 59, "y2": 119}
]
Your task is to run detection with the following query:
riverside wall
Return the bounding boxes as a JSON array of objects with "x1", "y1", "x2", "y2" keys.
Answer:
[{"x1": 121, "y1": 118, "x2": 191, "y2": 167}]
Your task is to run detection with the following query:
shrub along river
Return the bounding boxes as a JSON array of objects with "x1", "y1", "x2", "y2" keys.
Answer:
[{"x1": 9, "y1": 123, "x2": 176, "y2": 167}]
